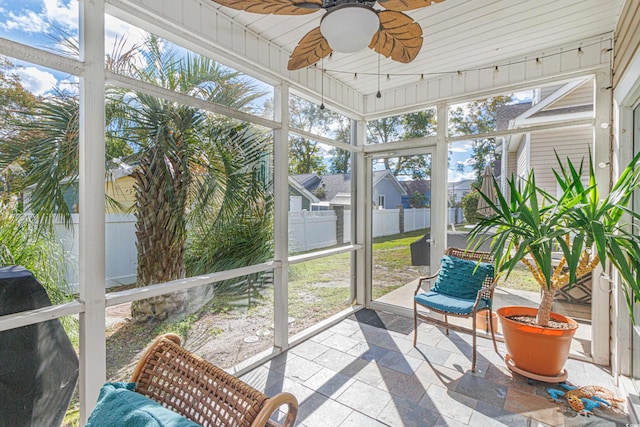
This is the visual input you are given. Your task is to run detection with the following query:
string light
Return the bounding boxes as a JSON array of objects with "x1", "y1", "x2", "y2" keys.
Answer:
[{"x1": 311, "y1": 38, "x2": 610, "y2": 82}]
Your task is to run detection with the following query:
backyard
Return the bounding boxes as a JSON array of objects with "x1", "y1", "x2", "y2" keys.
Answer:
[{"x1": 103, "y1": 229, "x2": 538, "y2": 379}]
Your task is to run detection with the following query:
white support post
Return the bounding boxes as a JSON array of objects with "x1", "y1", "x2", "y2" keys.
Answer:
[
  {"x1": 591, "y1": 70, "x2": 612, "y2": 366},
  {"x1": 431, "y1": 102, "x2": 449, "y2": 266},
  {"x1": 273, "y1": 83, "x2": 289, "y2": 350},
  {"x1": 354, "y1": 119, "x2": 368, "y2": 306},
  {"x1": 79, "y1": 0, "x2": 106, "y2": 423}
]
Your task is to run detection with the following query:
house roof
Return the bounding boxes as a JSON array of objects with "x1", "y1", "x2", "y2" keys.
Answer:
[
  {"x1": 496, "y1": 103, "x2": 533, "y2": 130},
  {"x1": 290, "y1": 170, "x2": 407, "y2": 205},
  {"x1": 400, "y1": 180, "x2": 431, "y2": 196}
]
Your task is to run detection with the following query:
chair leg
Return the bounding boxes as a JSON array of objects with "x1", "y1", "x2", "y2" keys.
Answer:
[
  {"x1": 489, "y1": 308, "x2": 499, "y2": 355},
  {"x1": 444, "y1": 314, "x2": 449, "y2": 335},
  {"x1": 413, "y1": 302, "x2": 418, "y2": 347},
  {"x1": 471, "y1": 313, "x2": 477, "y2": 372}
]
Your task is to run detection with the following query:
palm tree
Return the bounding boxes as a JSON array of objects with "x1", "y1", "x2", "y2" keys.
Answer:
[
  {"x1": 1, "y1": 35, "x2": 270, "y2": 321},
  {"x1": 468, "y1": 152, "x2": 640, "y2": 326},
  {"x1": 108, "y1": 36, "x2": 268, "y2": 320}
]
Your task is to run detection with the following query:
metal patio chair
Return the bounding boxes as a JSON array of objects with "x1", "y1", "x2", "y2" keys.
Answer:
[{"x1": 413, "y1": 247, "x2": 499, "y2": 372}]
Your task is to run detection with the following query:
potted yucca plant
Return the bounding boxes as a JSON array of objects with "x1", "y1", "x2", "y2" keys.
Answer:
[{"x1": 468, "y1": 151, "x2": 640, "y2": 379}]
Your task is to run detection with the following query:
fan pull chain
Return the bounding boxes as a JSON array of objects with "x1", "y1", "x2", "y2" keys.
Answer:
[
  {"x1": 376, "y1": 29, "x2": 382, "y2": 99},
  {"x1": 320, "y1": 56, "x2": 325, "y2": 110}
]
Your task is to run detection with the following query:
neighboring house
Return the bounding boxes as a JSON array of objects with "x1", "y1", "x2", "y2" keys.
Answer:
[
  {"x1": 447, "y1": 179, "x2": 474, "y2": 205},
  {"x1": 497, "y1": 77, "x2": 594, "y2": 196},
  {"x1": 289, "y1": 170, "x2": 405, "y2": 210},
  {"x1": 23, "y1": 161, "x2": 136, "y2": 214},
  {"x1": 400, "y1": 180, "x2": 431, "y2": 208}
]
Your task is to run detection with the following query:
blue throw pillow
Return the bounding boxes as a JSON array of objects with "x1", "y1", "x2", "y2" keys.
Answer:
[
  {"x1": 430, "y1": 255, "x2": 494, "y2": 299},
  {"x1": 86, "y1": 382, "x2": 200, "y2": 427}
]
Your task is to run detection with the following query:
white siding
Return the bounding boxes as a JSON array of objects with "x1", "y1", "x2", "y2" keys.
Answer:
[
  {"x1": 507, "y1": 151, "x2": 517, "y2": 179},
  {"x1": 547, "y1": 80, "x2": 594, "y2": 109},
  {"x1": 516, "y1": 137, "x2": 529, "y2": 181},
  {"x1": 529, "y1": 127, "x2": 592, "y2": 195},
  {"x1": 613, "y1": 0, "x2": 640, "y2": 87}
]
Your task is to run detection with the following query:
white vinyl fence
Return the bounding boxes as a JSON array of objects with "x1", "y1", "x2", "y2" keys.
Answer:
[{"x1": 53, "y1": 208, "x2": 463, "y2": 288}]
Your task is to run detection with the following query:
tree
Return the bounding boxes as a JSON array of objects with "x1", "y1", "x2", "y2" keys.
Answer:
[
  {"x1": 367, "y1": 110, "x2": 436, "y2": 178},
  {"x1": 409, "y1": 191, "x2": 426, "y2": 208},
  {"x1": 0, "y1": 58, "x2": 38, "y2": 204},
  {"x1": 107, "y1": 35, "x2": 268, "y2": 321},
  {"x1": 449, "y1": 96, "x2": 513, "y2": 183},
  {"x1": 288, "y1": 96, "x2": 344, "y2": 175},
  {"x1": 328, "y1": 115, "x2": 351, "y2": 174}
]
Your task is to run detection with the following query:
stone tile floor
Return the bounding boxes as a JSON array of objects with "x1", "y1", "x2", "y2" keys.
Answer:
[{"x1": 240, "y1": 309, "x2": 632, "y2": 427}]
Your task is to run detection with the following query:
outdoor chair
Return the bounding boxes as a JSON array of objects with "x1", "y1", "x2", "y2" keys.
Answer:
[
  {"x1": 125, "y1": 333, "x2": 298, "y2": 427},
  {"x1": 413, "y1": 247, "x2": 498, "y2": 372}
]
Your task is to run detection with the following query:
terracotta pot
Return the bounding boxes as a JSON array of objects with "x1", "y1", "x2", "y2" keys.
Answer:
[
  {"x1": 496, "y1": 306, "x2": 578, "y2": 377},
  {"x1": 476, "y1": 309, "x2": 498, "y2": 333}
]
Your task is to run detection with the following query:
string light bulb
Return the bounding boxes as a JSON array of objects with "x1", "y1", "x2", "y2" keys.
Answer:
[
  {"x1": 386, "y1": 74, "x2": 391, "y2": 81},
  {"x1": 420, "y1": 74, "x2": 424, "y2": 81},
  {"x1": 353, "y1": 72, "x2": 358, "y2": 80},
  {"x1": 577, "y1": 47, "x2": 584, "y2": 56}
]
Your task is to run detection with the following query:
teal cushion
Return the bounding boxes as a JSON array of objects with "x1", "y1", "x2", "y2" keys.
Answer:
[
  {"x1": 86, "y1": 382, "x2": 200, "y2": 427},
  {"x1": 415, "y1": 291, "x2": 490, "y2": 314},
  {"x1": 430, "y1": 255, "x2": 494, "y2": 299}
]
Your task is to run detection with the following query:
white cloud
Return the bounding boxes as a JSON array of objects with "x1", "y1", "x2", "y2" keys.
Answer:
[
  {"x1": 0, "y1": 0, "x2": 77, "y2": 34},
  {"x1": 57, "y1": 75, "x2": 79, "y2": 94},
  {"x1": 43, "y1": 0, "x2": 78, "y2": 30},
  {"x1": 105, "y1": 14, "x2": 149, "y2": 56},
  {"x1": 448, "y1": 169, "x2": 476, "y2": 182},
  {"x1": 15, "y1": 66, "x2": 57, "y2": 95},
  {"x1": 0, "y1": 8, "x2": 48, "y2": 33}
]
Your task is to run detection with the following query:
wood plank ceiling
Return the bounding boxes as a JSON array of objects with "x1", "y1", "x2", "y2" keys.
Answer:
[{"x1": 206, "y1": 0, "x2": 624, "y2": 97}]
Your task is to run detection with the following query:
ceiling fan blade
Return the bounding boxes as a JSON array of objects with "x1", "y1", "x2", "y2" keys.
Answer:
[
  {"x1": 369, "y1": 11, "x2": 422, "y2": 63},
  {"x1": 288, "y1": 27, "x2": 332, "y2": 70},
  {"x1": 211, "y1": 0, "x2": 321, "y2": 15},
  {"x1": 377, "y1": 0, "x2": 444, "y2": 12}
]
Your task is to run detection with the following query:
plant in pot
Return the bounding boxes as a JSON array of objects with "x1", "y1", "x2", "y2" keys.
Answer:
[{"x1": 468, "y1": 151, "x2": 640, "y2": 381}]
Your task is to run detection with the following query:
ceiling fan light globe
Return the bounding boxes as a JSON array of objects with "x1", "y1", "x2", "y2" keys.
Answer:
[{"x1": 320, "y1": 5, "x2": 379, "y2": 53}]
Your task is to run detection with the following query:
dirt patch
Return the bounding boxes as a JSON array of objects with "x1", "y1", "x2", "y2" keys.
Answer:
[{"x1": 104, "y1": 297, "x2": 324, "y2": 381}]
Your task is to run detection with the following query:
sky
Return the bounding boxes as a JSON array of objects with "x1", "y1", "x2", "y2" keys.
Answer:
[{"x1": 0, "y1": 0, "x2": 148, "y2": 95}]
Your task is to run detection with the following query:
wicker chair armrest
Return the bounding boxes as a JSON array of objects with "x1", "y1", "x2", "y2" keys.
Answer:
[
  {"x1": 255, "y1": 392, "x2": 298, "y2": 427},
  {"x1": 415, "y1": 271, "x2": 440, "y2": 295},
  {"x1": 472, "y1": 280, "x2": 498, "y2": 308}
]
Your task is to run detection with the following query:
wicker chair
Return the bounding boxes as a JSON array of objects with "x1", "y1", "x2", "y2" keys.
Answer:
[
  {"x1": 413, "y1": 247, "x2": 499, "y2": 372},
  {"x1": 130, "y1": 333, "x2": 298, "y2": 427}
]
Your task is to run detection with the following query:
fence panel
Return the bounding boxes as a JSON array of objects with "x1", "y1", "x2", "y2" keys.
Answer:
[{"x1": 288, "y1": 211, "x2": 337, "y2": 252}]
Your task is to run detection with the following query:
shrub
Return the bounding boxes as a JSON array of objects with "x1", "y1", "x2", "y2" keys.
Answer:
[{"x1": 461, "y1": 190, "x2": 480, "y2": 224}]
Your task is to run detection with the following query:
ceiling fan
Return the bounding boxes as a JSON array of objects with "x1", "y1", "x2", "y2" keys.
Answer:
[{"x1": 211, "y1": 0, "x2": 444, "y2": 70}]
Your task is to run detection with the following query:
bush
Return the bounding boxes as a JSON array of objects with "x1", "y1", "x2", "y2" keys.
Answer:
[{"x1": 461, "y1": 190, "x2": 480, "y2": 224}]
